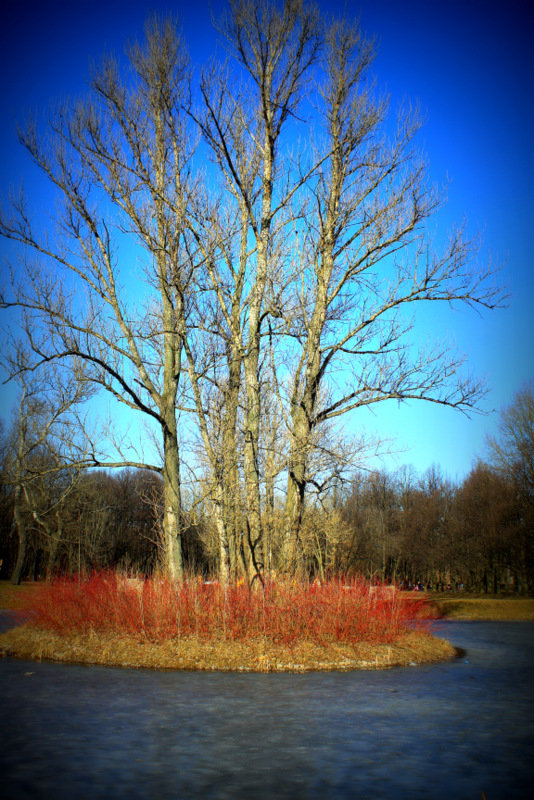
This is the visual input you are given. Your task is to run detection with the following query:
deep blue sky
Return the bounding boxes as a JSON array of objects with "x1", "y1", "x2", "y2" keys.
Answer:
[{"x1": 1, "y1": 0, "x2": 532, "y2": 482}]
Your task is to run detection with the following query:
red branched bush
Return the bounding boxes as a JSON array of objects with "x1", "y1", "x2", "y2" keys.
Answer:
[{"x1": 25, "y1": 570, "x2": 435, "y2": 646}]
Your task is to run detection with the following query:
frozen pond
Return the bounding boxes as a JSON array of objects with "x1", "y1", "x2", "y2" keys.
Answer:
[{"x1": 1, "y1": 617, "x2": 533, "y2": 799}]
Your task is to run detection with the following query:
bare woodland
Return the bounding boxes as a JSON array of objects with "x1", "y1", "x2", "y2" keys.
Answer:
[
  {"x1": 1, "y1": 1, "x2": 516, "y2": 587},
  {"x1": 1, "y1": 389, "x2": 532, "y2": 592}
]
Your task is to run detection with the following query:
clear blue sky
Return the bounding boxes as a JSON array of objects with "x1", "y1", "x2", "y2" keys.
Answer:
[{"x1": 1, "y1": 0, "x2": 532, "y2": 483}]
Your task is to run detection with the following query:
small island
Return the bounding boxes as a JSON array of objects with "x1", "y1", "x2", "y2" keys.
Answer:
[
  {"x1": 2, "y1": 575, "x2": 533, "y2": 672},
  {"x1": 0, "y1": 574, "x2": 467, "y2": 672},
  {"x1": 0, "y1": 0, "x2": 531, "y2": 678}
]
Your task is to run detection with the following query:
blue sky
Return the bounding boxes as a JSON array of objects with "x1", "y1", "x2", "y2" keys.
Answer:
[{"x1": 1, "y1": 0, "x2": 532, "y2": 483}]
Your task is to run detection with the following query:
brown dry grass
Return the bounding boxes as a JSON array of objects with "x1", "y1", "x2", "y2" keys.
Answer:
[
  {"x1": 434, "y1": 596, "x2": 534, "y2": 620},
  {"x1": 0, "y1": 581, "x2": 40, "y2": 609},
  {"x1": 0, "y1": 624, "x2": 458, "y2": 671}
]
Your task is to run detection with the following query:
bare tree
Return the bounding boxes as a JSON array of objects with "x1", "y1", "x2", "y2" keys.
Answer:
[
  {"x1": 488, "y1": 382, "x2": 534, "y2": 498},
  {"x1": 183, "y1": 0, "x2": 321, "y2": 583},
  {"x1": 487, "y1": 383, "x2": 534, "y2": 592},
  {"x1": 1, "y1": 3, "x2": 503, "y2": 582},
  {"x1": 1, "y1": 18, "x2": 196, "y2": 579},
  {"x1": 278, "y1": 19, "x2": 502, "y2": 570},
  {"x1": 2, "y1": 351, "x2": 89, "y2": 583}
]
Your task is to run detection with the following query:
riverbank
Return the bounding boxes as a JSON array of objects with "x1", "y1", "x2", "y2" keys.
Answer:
[{"x1": 432, "y1": 594, "x2": 534, "y2": 620}]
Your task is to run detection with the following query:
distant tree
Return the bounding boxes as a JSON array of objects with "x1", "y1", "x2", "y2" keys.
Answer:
[
  {"x1": 488, "y1": 382, "x2": 534, "y2": 499},
  {"x1": 341, "y1": 470, "x2": 402, "y2": 580},
  {"x1": 487, "y1": 383, "x2": 534, "y2": 592},
  {"x1": 403, "y1": 466, "x2": 455, "y2": 586},
  {"x1": 109, "y1": 470, "x2": 162, "y2": 571},
  {"x1": 0, "y1": 421, "x2": 13, "y2": 577},
  {"x1": 1, "y1": 354, "x2": 89, "y2": 583},
  {"x1": 453, "y1": 463, "x2": 519, "y2": 593}
]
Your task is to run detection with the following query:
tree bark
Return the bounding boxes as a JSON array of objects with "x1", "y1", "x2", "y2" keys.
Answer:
[
  {"x1": 11, "y1": 484, "x2": 27, "y2": 585},
  {"x1": 161, "y1": 423, "x2": 184, "y2": 581}
]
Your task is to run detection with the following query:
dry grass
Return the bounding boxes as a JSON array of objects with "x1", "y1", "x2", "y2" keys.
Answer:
[
  {"x1": 0, "y1": 624, "x2": 458, "y2": 671},
  {"x1": 0, "y1": 581, "x2": 40, "y2": 610},
  {"x1": 435, "y1": 596, "x2": 534, "y2": 620}
]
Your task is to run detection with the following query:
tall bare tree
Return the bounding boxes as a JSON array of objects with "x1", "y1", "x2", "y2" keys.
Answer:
[
  {"x1": 1, "y1": 18, "x2": 196, "y2": 579},
  {"x1": 185, "y1": 0, "x2": 321, "y2": 582},
  {"x1": 278, "y1": 19, "x2": 502, "y2": 570}
]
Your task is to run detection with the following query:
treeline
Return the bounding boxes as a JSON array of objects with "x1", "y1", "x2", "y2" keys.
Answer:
[
  {"x1": 0, "y1": 460, "x2": 213, "y2": 583},
  {"x1": 339, "y1": 464, "x2": 531, "y2": 594},
  {"x1": 1, "y1": 451, "x2": 531, "y2": 593}
]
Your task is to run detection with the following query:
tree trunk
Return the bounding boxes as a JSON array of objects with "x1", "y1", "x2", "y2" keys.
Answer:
[
  {"x1": 243, "y1": 353, "x2": 264, "y2": 579},
  {"x1": 215, "y1": 492, "x2": 231, "y2": 588},
  {"x1": 242, "y1": 230, "x2": 268, "y2": 580},
  {"x1": 283, "y1": 399, "x2": 313, "y2": 574},
  {"x1": 222, "y1": 347, "x2": 242, "y2": 582},
  {"x1": 284, "y1": 460, "x2": 306, "y2": 574},
  {"x1": 11, "y1": 484, "x2": 27, "y2": 585},
  {"x1": 162, "y1": 426, "x2": 184, "y2": 581}
]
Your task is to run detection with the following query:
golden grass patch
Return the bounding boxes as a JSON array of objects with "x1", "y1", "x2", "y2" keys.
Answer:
[
  {"x1": 0, "y1": 624, "x2": 458, "y2": 672},
  {"x1": 436, "y1": 597, "x2": 534, "y2": 620},
  {"x1": 0, "y1": 581, "x2": 40, "y2": 610}
]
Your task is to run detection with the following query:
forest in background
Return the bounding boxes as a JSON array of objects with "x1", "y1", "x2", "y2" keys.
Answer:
[{"x1": 1, "y1": 382, "x2": 532, "y2": 592}]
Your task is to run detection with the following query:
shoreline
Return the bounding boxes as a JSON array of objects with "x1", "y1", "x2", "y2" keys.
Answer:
[
  {"x1": 431, "y1": 595, "x2": 534, "y2": 621},
  {"x1": 0, "y1": 623, "x2": 459, "y2": 672}
]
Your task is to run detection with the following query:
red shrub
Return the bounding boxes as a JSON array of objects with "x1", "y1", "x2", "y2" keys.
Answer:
[{"x1": 24, "y1": 570, "x2": 435, "y2": 646}]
